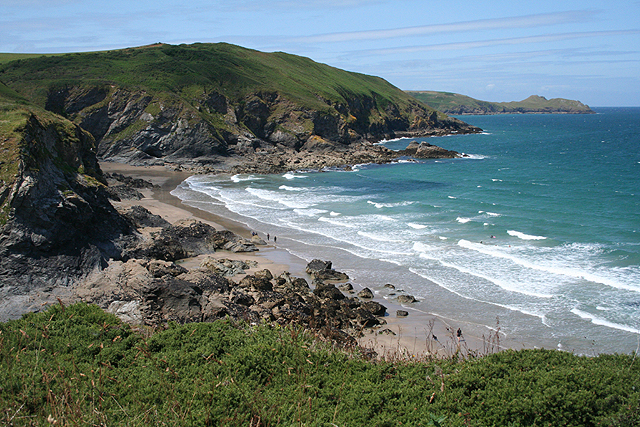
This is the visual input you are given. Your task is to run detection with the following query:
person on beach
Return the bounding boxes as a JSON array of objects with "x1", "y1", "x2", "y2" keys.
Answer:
[
  {"x1": 274, "y1": 236, "x2": 277, "y2": 243},
  {"x1": 267, "y1": 233, "x2": 270, "y2": 241},
  {"x1": 457, "y1": 328, "x2": 462, "y2": 342}
]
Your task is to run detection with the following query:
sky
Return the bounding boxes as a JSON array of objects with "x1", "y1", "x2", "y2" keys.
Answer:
[{"x1": 2, "y1": 0, "x2": 639, "y2": 106}]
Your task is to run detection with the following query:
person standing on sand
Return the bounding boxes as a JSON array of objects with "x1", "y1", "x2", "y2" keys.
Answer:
[
  {"x1": 274, "y1": 236, "x2": 277, "y2": 244},
  {"x1": 267, "y1": 233, "x2": 270, "y2": 241}
]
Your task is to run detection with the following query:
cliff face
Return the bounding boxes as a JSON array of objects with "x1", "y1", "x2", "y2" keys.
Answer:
[
  {"x1": 1, "y1": 43, "x2": 481, "y2": 169},
  {"x1": 0, "y1": 105, "x2": 132, "y2": 293},
  {"x1": 47, "y1": 86, "x2": 475, "y2": 170}
]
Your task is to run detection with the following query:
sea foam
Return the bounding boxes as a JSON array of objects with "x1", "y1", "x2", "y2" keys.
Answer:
[{"x1": 507, "y1": 230, "x2": 547, "y2": 240}]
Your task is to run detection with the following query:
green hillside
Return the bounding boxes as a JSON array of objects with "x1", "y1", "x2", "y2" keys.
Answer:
[
  {"x1": 0, "y1": 43, "x2": 477, "y2": 167},
  {"x1": 1, "y1": 43, "x2": 435, "y2": 118},
  {"x1": 408, "y1": 91, "x2": 594, "y2": 115}
]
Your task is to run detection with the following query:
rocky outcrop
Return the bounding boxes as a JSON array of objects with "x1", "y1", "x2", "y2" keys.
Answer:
[
  {"x1": 398, "y1": 141, "x2": 466, "y2": 159},
  {"x1": 47, "y1": 86, "x2": 479, "y2": 172},
  {"x1": 77, "y1": 250, "x2": 388, "y2": 343},
  {"x1": 306, "y1": 259, "x2": 350, "y2": 283},
  {"x1": 0, "y1": 113, "x2": 133, "y2": 292}
]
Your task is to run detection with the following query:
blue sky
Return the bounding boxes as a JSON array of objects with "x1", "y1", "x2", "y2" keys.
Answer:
[{"x1": 2, "y1": 0, "x2": 639, "y2": 106}]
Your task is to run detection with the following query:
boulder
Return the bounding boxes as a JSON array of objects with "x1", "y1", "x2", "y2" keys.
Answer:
[
  {"x1": 338, "y1": 283, "x2": 354, "y2": 292},
  {"x1": 119, "y1": 205, "x2": 170, "y2": 228},
  {"x1": 396, "y1": 310, "x2": 409, "y2": 317},
  {"x1": 222, "y1": 240, "x2": 259, "y2": 253},
  {"x1": 361, "y1": 301, "x2": 387, "y2": 316},
  {"x1": 397, "y1": 294, "x2": 418, "y2": 304},
  {"x1": 306, "y1": 259, "x2": 333, "y2": 273},
  {"x1": 313, "y1": 283, "x2": 345, "y2": 300},
  {"x1": 254, "y1": 269, "x2": 273, "y2": 281},
  {"x1": 357, "y1": 288, "x2": 374, "y2": 299},
  {"x1": 200, "y1": 257, "x2": 256, "y2": 277},
  {"x1": 238, "y1": 274, "x2": 273, "y2": 292},
  {"x1": 251, "y1": 235, "x2": 267, "y2": 245},
  {"x1": 306, "y1": 259, "x2": 349, "y2": 282},
  {"x1": 147, "y1": 260, "x2": 188, "y2": 278}
]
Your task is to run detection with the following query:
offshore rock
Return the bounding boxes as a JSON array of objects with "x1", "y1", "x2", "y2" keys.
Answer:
[{"x1": 399, "y1": 141, "x2": 464, "y2": 159}]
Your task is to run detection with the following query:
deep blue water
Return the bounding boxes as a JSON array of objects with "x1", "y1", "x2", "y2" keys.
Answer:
[{"x1": 173, "y1": 107, "x2": 640, "y2": 354}]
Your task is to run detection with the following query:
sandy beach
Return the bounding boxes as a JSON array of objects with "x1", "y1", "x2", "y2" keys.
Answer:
[{"x1": 101, "y1": 162, "x2": 499, "y2": 359}]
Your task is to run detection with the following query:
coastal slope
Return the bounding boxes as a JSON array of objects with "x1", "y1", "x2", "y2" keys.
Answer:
[
  {"x1": 0, "y1": 43, "x2": 480, "y2": 172},
  {"x1": 407, "y1": 91, "x2": 595, "y2": 115}
]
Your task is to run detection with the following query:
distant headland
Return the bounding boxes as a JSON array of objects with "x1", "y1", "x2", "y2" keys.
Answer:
[{"x1": 407, "y1": 91, "x2": 595, "y2": 115}]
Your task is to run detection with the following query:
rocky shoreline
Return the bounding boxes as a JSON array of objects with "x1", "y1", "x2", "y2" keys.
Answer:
[{"x1": 1, "y1": 160, "x2": 486, "y2": 358}]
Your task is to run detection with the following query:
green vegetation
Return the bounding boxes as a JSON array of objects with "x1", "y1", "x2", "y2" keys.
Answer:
[
  {"x1": 1, "y1": 303, "x2": 638, "y2": 426},
  {"x1": 0, "y1": 43, "x2": 428, "y2": 116},
  {"x1": 0, "y1": 53, "x2": 61, "y2": 65},
  {"x1": 407, "y1": 91, "x2": 594, "y2": 115}
]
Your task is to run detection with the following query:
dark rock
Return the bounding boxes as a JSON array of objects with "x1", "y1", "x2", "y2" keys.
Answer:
[
  {"x1": 313, "y1": 269, "x2": 349, "y2": 282},
  {"x1": 147, "y1": 260, "x2": 188, "y2": 278},
  {"x1": 306, "y1": 259, "x2": 349, "y2": 283},
  {"x1": 177, "y1": 270, "x2": 233, "y2": 294},
  {"x1": 384, "y1": 284, "x2": 396, "y2": 290},
  {"x1": 398, "y1": 141, "x2": 462, "y2": 159},
  {"x1": 127, "y1": 219, "x2": 218, "y2": 261},
  {"x1": 142, "y1": 276, "x2": 203, "y2": 324},
  {"x1": 397, "y1": 294, "x2": 418, "y2": 304},
  {"x1": 306, "y1": 259, "x2": 332, "y2": 273},
  {"x1": 200, "y1": 257, "x2": 257, "y2": 277},
  {"x1": 106, "y1": 185, "x2": 144, "y2": 201},
  {"x1": 352, "y1": 308, "x2": 381, "y2": 328},
  {"x1": 379, "y1": 328, "x2": 397, "y2": 336},
  {"x1": 119, "y1": 205, "x2": 171, "y2": 228},
  {"x1": 338, "y1": 283, "x2": 354, "y2": 292},
  {"x1": 313, "y1": 283, "x2": 345, "y2": 300},
  {"x1": 361, "y1": 301, "x2": 387, "y2": 316},
  {"x1": 396, "y1": 310, "x2": 409, "y2": 317},
  {"x1": 105, "y1": 172, "x2": 156, "y2": 189},
  {"x1": 230, "y1": 290, "x2": 255, "y2": 307},
  {"x1": 238, "y1": 274, "x2": 273, "y2": 292},
  {"x1": 357, "y1": 288, "x2": 374, "y2": 299},
  {"x1": 222, "y1": 240, "x2": 258, "y2": 253},
  {"x1": 0, "y1": 112, "x2": 133, "y2": 311},
  {"x1": 254, "y1": 269, "x2": 273, "y2": 281}
]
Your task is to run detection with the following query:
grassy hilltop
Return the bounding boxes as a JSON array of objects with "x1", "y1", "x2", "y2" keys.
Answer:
[
  {"x1": 408, "y1": 91, "x2": 594, "y2": 115},
  {"x1": 0, "y1": 43, "x2": 423, "y2": 114}
]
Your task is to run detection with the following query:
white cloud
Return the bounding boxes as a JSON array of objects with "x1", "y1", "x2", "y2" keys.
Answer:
[
  {"x1": 356, "y1": 30, "x2": 640, "y2": 56},
  {"x1": 295, "y1": 10, "x2": 597, "y2": 43}
]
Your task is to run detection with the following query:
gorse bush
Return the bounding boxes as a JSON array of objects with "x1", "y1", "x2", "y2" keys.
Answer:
[{"x1": 1, "y1": 303, "x2": 638, "y2": 426}]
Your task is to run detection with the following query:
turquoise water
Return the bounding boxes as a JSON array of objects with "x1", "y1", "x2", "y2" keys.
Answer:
[{"x1": 172, "y1": 107, "x2": 640, "y2": 354}]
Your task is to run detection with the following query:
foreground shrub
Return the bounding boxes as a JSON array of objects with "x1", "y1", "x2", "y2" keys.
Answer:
[{"x1": 0, "y1": 303, "x2": 638, "y2": 426}]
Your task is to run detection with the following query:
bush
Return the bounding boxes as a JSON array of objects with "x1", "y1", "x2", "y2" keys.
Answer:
[{"x1": 1, "y1": 303, "x2": 637, "y2": 426}]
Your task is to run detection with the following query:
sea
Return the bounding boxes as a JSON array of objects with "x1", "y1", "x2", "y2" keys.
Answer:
[{"x1": 171, "y1": 107, "x2": 640, "y2": 355}]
